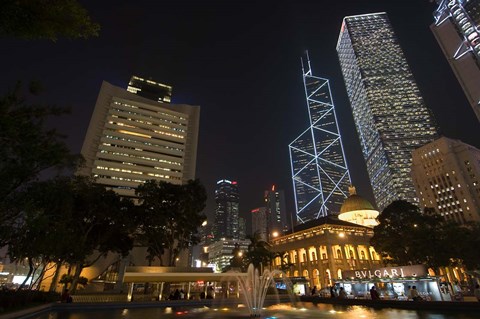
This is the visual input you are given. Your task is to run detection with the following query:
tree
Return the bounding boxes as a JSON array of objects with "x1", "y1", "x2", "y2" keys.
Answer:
[
  {"x1": 244, "y1": 231, "x2": 273, "y2": 272},
  {"x1": 5, "y1": 176, "x2": 137, "y2": 292},
  {"x1": 224, "y1": 243, "x2": 246, "y2": 272},
  {"x1": 370, "y1": 200, "x2": 467, "y2": 270},
  {"x1": 0, "y1": 0, "x2": 100, "y2": 41},
  {"x1": 136, "y1": 179, "x2": 207, "y2": 266},
  {"x1": 0, "y1": 82, "x2": 77, "y2": 205}
]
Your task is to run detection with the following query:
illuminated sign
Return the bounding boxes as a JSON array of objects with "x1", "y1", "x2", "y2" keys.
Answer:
[{"x1": 343, "y1": 265, "x2": 427, "y2": 279}]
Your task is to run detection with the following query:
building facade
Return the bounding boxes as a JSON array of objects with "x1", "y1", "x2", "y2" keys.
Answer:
[
  {"x1": 336, "y1": 12, "x2": 439, "y2": 211},
  {"x1": 264, "y1": 186, "x2": 289, "y2": 237},
  {"x1": 431, "y1": 0, "x2": 480, "y2": 122},
  {"x1": 207, "y1": 239, "x2": 250, "y2": 273},
  {"x1": 251, "y1": 207, "x2": 268, "y2": 241},
  {"x1": 79, "y1": 81, "x2": 200, "y2": 198},
  {"x1": 127, "y1": 75, "x2": 172, "y2": 103},
  {"x1": 270, "y1": 216, "x2": 381, "y2": 289},
  {"x1": 289, "y1": 53, "x2": 351, "y2": 223},
  {"x1": 337, "y1": 186, "x2": 379, "y2": 228},
  {"x1": 213, "y1": 179, "x2": 240, "y2": 240},
  {"x1": 411, "y1": 136, "x2": 480, "y2": 224}
]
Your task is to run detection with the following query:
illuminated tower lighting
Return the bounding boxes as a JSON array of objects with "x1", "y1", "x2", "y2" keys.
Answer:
[
  {"x1": 336, "y1": 13, "x2": 439, "y2": 211},
  {"x1": 289, "y1": 52, "x2": 352, "y2": 223}
]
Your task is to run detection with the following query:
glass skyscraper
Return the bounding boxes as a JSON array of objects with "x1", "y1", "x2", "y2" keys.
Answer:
[
  {"x1": 289, "y1": 53, "x2": 351, "y2": 223},
  {"x1": 213, "y1": 179, "x2": 240, "y2": 240},
  {"x1": 336, "y1": 13, "x2": 439, "y2": 211},
  {"x1": 431, "y1": 0, "x2": 480, "y2": 122}
]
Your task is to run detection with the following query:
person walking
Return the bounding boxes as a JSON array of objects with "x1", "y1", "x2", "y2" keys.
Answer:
[
  {"x1": 474, "y1": 284, "x2": 480, "y2": 302},
  {"x1": 338, "y1": 287, "x2": 347, "y2": 299},
  {"x1": 370, "y1": 285, "x2": 380, "y2": 300},
  {"x1": 311, "y1": 286, "x2": 317, "y2": 296}
]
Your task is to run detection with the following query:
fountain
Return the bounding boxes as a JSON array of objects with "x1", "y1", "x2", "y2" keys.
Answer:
[{"x1": 235, "y1": 264, "x2": 294, "y2": 317}]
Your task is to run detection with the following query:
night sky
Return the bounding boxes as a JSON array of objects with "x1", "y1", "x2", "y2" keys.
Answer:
[{"x1": 1, "y1": 1, "x2": 479, "y2": 229}]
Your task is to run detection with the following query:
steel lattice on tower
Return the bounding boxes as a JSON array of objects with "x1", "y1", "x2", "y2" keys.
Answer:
[{"x1": 289, "y1": 52, "x2": 351, "y2": 223}]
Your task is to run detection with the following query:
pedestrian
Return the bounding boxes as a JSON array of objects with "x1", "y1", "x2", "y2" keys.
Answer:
[
  {"x1": 311, "y1": 286, "x2": 317, "y2": 296},
  {"x1": 407, "y1": 285, "x2": 412, "y2": 300},
  {"x1": 411, "y1": 286, "x2": 421, "y2": 301},
  {"x1": 453, "y1": 281, "x2": 464, "y2": 301},
  {"x1": 474, "y1": 284, "x2": 480, "y2": 302},
  {"x1": 329, "y1": 286, "x2": 336, "y2": 298},
  {"x1": 180, "y1": 289, "x2": 185, "y2": 299},
  {"x1": 61, "y1": 289, "x2": 73, "y2": 303},
  {"x1": 370, "y1": 285, "x2": 380, "y2": 300},
  {"x1": 338, "y1": 287, "x2": 347, "y2": 299}
]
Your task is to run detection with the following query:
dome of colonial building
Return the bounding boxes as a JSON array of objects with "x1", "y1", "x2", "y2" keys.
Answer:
[{"x1": 338, "y1": 186, "x2": 379, "y2": 228}]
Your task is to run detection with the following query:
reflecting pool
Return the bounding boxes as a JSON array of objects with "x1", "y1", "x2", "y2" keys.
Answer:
[{"x1": 26, "y1": 303, "x2": 479, "y2": 319}]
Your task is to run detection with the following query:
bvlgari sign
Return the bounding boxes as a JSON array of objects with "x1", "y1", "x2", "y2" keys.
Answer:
[{"x1": 343, "y1": 265, "x2": 427, "y2": 279}]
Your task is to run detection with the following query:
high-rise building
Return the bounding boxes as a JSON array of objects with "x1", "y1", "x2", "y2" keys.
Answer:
[
  {"x1": 264, "y1": 185, "x2": 288, "y2": 236},
  {"x1": 127, "y1": 75, "x2": 172, "y2": 103},
  {"x1": 336, "y1": 12, "x2": 439, "y2": 211},
  {"x1": 251, "y1": 207, "x2": 268, "y2": 242},
  {"x1": 213, "y1": 179, "x2": 240, "y2": 240},
  {"x1": 411, "y1": 136, "x2": 480, "y2": 224},
  {"x1": 431, "y1": 0, "x2": 480, "y2": 122},
  {"x1": 207, "y1": 239, "x2": 250, "y2": 273},
  {"x1": 80, "y1": 81, "x2": 200, "y2": 198},
  {"x1": 289, "y1": 53, "x2": 352, "y2": 223}
]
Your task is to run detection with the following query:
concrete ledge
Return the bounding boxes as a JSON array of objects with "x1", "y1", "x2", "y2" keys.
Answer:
[{"x1": 301, "y1": 296, "x2": 480, "y2": 311}]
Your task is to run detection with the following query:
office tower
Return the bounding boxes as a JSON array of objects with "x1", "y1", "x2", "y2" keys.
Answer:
[
  {"x1": 207, "y1": 239, "x2": 250, "y2": 273},
  {"x1": 251, "y1": 207, "x2": 268, "y2": 241},
  {"x1": 127, "y1": 75, "x2": 172, "y2": 103},
  {"x1": 336, "y1": 13, "x2": 439, "y2": 211},
  {"x1": 411, "y1": 137, "x2": 480, "y2": 224},
  {"x1": 289, "y1": 53, "x2": 351, "y2": 223},
  {"x1": 264, "y1": 185, "x2": 288, "y2": 236},
  {"x1": 80, "y1": 81, "x2": 200, "y2": 198},
  {"x1": 432, "y1": 0, "x2": 480, "y2": 122},
  {"x1": 238, "y1": 217, "x2": 246, "y2": 240},
  {"x1": 213, "y1": 179, "x2": 240, "y2": 240}
]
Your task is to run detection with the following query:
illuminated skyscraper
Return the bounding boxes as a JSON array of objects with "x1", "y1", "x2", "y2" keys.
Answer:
[
  {"x1": 127, "y1": 75, "x2": 172, "y2": 103},
  {"x1": 431, "y1": 0, "x2": 480, "y2": 122},
  {"x1": 80, "y1": 81, "x2": 199, "y2": 198},
  {"x1": 336, "y1": 12, "x2": 439, "y2": 211},
  {"x1": 213, "y1": 179, "x2": 240, "y2": 240},
  {"x1": 264, "y1": 186, "x2": 288, "y2": 236},
  {"x1": 289, "y1": 53, "x2": 351, "y2": 223}
]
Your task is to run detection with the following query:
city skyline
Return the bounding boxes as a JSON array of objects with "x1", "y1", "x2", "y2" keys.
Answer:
[{"x1": 0, "y1": 1, "x2": 478, "y2": 223}]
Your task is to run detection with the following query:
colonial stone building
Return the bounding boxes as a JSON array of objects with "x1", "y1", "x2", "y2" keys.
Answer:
[{"x1": 270, "y1": 192, "x2": 382, "y2": 289}]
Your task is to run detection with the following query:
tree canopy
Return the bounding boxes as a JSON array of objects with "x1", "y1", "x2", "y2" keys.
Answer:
[
  {"x1": 4, "y1": 175, "x2": 137, "y2": 291},
  {"x1": 371, "y1": 200, "x2": 479, "y2": 270},
  {"x1": 136, "y1": 179, "x2": 207, "y2": 266},
  {"x1": 0, "y1": 0, "x2": 99, "y2": 41}
]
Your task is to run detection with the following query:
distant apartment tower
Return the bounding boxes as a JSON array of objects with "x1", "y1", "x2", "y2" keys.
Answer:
[
  {"x1": 431, "y1": 0, "x2": 480, "y2": 122},
  {"x1": 264, "y1": 186, "x2": 288, "y2": 236},
  {"x1": 336, "y1": 12, "x2": 439, "y2": 211},
  {"x1": 80, "y1": 81, "x2": 200, "y2": 197},
  {"x1": 411, "y1": 137, "x2": 480, "y2": 224},
  {"x1": 289, "y1": 53, "x2": 351, "y2": 223},
  {"x1": 127, "y1": 75, "x2": 172, "y2": 103},
  {"x1": 213, "y1": 179, "x2": 240, "y2": 240}
]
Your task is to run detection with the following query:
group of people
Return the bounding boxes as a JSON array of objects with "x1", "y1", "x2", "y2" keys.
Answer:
[{"x1": 167, "y1": 289, "x2": 186, "y2": 300}]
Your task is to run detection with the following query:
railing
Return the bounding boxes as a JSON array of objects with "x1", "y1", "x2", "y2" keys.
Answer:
[{"x1": 72, "y1": 294, "x2": 128, "y2": 303}]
